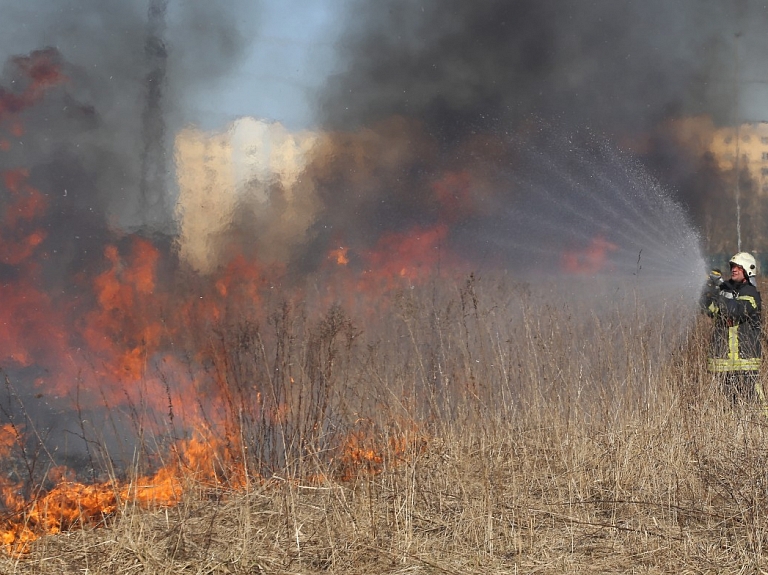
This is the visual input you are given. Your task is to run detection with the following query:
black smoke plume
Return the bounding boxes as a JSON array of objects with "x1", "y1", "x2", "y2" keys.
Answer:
[
  {"x1": 310, "y1": 0, "x2": 768, "y2": 259},
  {"x1": 321, "y1": 0, "x2": 756, "y2": 134}
]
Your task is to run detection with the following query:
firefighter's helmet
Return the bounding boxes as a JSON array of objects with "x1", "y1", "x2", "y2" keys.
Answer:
[{"x1": 729, "y1": 252, "x2": 758, "y2": 280}]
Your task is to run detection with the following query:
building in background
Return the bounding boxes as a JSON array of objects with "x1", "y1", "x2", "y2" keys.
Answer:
[
  {"x1": 174, "y1": 118, "x2": 317, "y2": 273},
  {"x1": 710, "y1": 122, "x2": 768, "y2": 194},
  {"x1": 708, "y1": 121, "x2": 768, "y2": 270}
]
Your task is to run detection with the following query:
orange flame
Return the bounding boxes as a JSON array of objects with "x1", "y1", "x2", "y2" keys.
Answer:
[
  {"x1": 329, "y1": 246, "x2": 349, "y2": 266},
  {"x1": 0, "y1": 49, "x2": 66, "y2": 133},
  {"x1": 561, "y1": 235, "x2": 619, "y2": 274},
  {"x1": 0, "y1": 56, "x2": 453, "y2": 554},
  {"x1": 1, "y1": 169, "x2": 48, "y2": 265},
  {"x1": 0, "y1": 430, "x2": 256, "y2": 554},
  {"x1": 79, "y1": 239, "x2": 164, "y2": 395},
  {"x1": 361, "y1": 223, "x2": 451, "y2": 284},
  {"x1": 336, "y1": 423, "x2": 423, "y2": 482}
]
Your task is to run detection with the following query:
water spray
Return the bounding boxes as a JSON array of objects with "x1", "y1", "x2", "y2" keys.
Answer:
[
  {"x1": 734, "y1": 31, "x2": 742, "y2": 252},
  {"x1": 476, "y1": 132, "x2": 707, "y2": 298}
]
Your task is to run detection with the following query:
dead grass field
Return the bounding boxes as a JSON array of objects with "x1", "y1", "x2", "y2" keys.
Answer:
[{"x1": 2, "y1": 274, "x2": 768, "y2": 574}]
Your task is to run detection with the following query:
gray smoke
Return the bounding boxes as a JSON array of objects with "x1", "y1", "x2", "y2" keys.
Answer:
[
  {"x1": 303, "y1": 0, "x2": 768, "y2": 263},
  {"x1": 0, "y1": 0, "x2": 258, "y2": 237},
  {"x1": 320, "y1": 0, "x2": 755, "y2": 134},
  {"x1": 0, "y1": 0, "x2": 260, "y2": 474}
]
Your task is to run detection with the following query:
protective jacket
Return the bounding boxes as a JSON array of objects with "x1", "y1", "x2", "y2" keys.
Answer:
[{"x1": 702, "y1": 279, "x2": 762, "y2": 373}]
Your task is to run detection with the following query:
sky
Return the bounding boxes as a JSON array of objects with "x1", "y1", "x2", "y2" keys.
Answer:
[
  {"x1": 185, "y1": 0, "x2": 343, "y2": 131},
  {"x1": 0, "y1": 0, "x2": 344, "y2": 132}
]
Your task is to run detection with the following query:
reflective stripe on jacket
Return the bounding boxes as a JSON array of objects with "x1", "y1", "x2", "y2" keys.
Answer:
[{"x1": 702, "y1": 280, "x2": 762, "y2": 373}]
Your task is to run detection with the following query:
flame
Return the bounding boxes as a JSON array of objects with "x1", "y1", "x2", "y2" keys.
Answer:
[
  {"x1": 336, "y1": 422, "x2": 423, "y2": 482},
  {"x1": 313, "y1": 223, "x2": 469, "y2": 316},
  {"x1": 0, "y1": 425, "x2": 21, "y2": 459},
  {"x1": 0, "y1": 49, "x2": 66, "y2": 133},
  {"x1": 1, "y1": 169, "x2": 48, "y2": 265},
  {"x1": 561, "y1": 235, "x2": 619, "y2": 274},
  {"x1": 0, "y1": 51, "x2": 454, "y2": 553},
  {"x1": 0, "y1": 418, "x2": 426, "y2": 554},
  {"x1": 329, "y1": 246, "x2": 349, "y2": 266},
  {"x1": 76, "y1": 239, "x2": 165, "y2": 400},
  {"x1": 361, "y1": 223, "x2": 451, "y2": 284},
  {"x1": 0, "y1": 430, "x2": 257, "y2": 554}
]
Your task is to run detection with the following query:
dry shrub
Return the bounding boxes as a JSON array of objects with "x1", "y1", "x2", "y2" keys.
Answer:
[{"x1": 4, "y1": 273, "x2": 768, "y2": 574}]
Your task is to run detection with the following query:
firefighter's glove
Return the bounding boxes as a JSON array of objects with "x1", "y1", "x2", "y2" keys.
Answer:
[
  {"x1": 702, "y1": 270, "x2": 722, "y2": 300},
  {"x1": 708, "y1": 269, "x2": 724, "y2": 287}
]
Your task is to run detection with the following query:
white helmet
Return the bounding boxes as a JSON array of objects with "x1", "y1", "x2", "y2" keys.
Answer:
[{"x1": 729, "y1": 252, "x2": 758, "y2": 282}]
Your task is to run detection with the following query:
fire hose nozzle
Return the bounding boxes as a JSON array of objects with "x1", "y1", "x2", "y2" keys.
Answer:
[{"x1": 709, "y1": 269, "x2": 724, "y2": 287}]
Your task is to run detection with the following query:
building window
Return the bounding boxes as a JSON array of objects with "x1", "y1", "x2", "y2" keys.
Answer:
[
  {"x1": 761, "y1": 137, "x2": 768, "y2": 144},
  {"x1": 724, "y1": 136, "x2": 733, "y2": 144},
  {"x1": 761, "y1": 167, "x2": 768, "y2": 176},
  {"x1": 762, "y1": 152, "x2": 768, "y2": 161},
  {"x1": 744, "y1": 135, "x2": 752, "y2": 143},
  {"x1": 763, "y1": 183, "x2": 768, "y2": 193}
]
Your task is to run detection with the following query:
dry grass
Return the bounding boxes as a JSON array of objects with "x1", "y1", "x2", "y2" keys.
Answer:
[{"x1": 3, "y1": 273, "x2": 768, "y2": 574}]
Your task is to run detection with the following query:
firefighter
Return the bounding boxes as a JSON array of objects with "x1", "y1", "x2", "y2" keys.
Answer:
[{"x1": 701, "y1": 252, "x2": 762, "y2": 402}]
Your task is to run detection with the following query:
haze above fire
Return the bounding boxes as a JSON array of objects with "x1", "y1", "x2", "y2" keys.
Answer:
[
  {"x1": 0, "y1": 0, "x2": 761, "y2": 291},
  {"x1": 323, "y1": 0, "x2": 768, "y2": 133},
  {"x1": 3, "y1": 1, "x2": 767, "y2": 132},
  {"x1": 0, "y1": 1, "x2": 764, "y2": 308}
]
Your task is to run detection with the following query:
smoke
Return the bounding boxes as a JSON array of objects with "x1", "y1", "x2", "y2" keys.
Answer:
[
  {"x1": 320, "y1": 0, "x2": 754, "y2": 134},
  {"x1": 305, "y1": 0, "x2": 768, "y2": 260},
  {"x1": 0, "y1": 0, "x2": 258, "y2": 237},
  {"x1": 0, "y1": 0, "x2": 741, "y2": 480},
  {"x1": 0, "y1": 0, "x2": 260, "y2": 463}
]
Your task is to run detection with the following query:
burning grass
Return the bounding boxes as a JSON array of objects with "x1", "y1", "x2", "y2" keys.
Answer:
[{"x1": 1, "y1": 275, "x2": 768, "y2": 573}]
